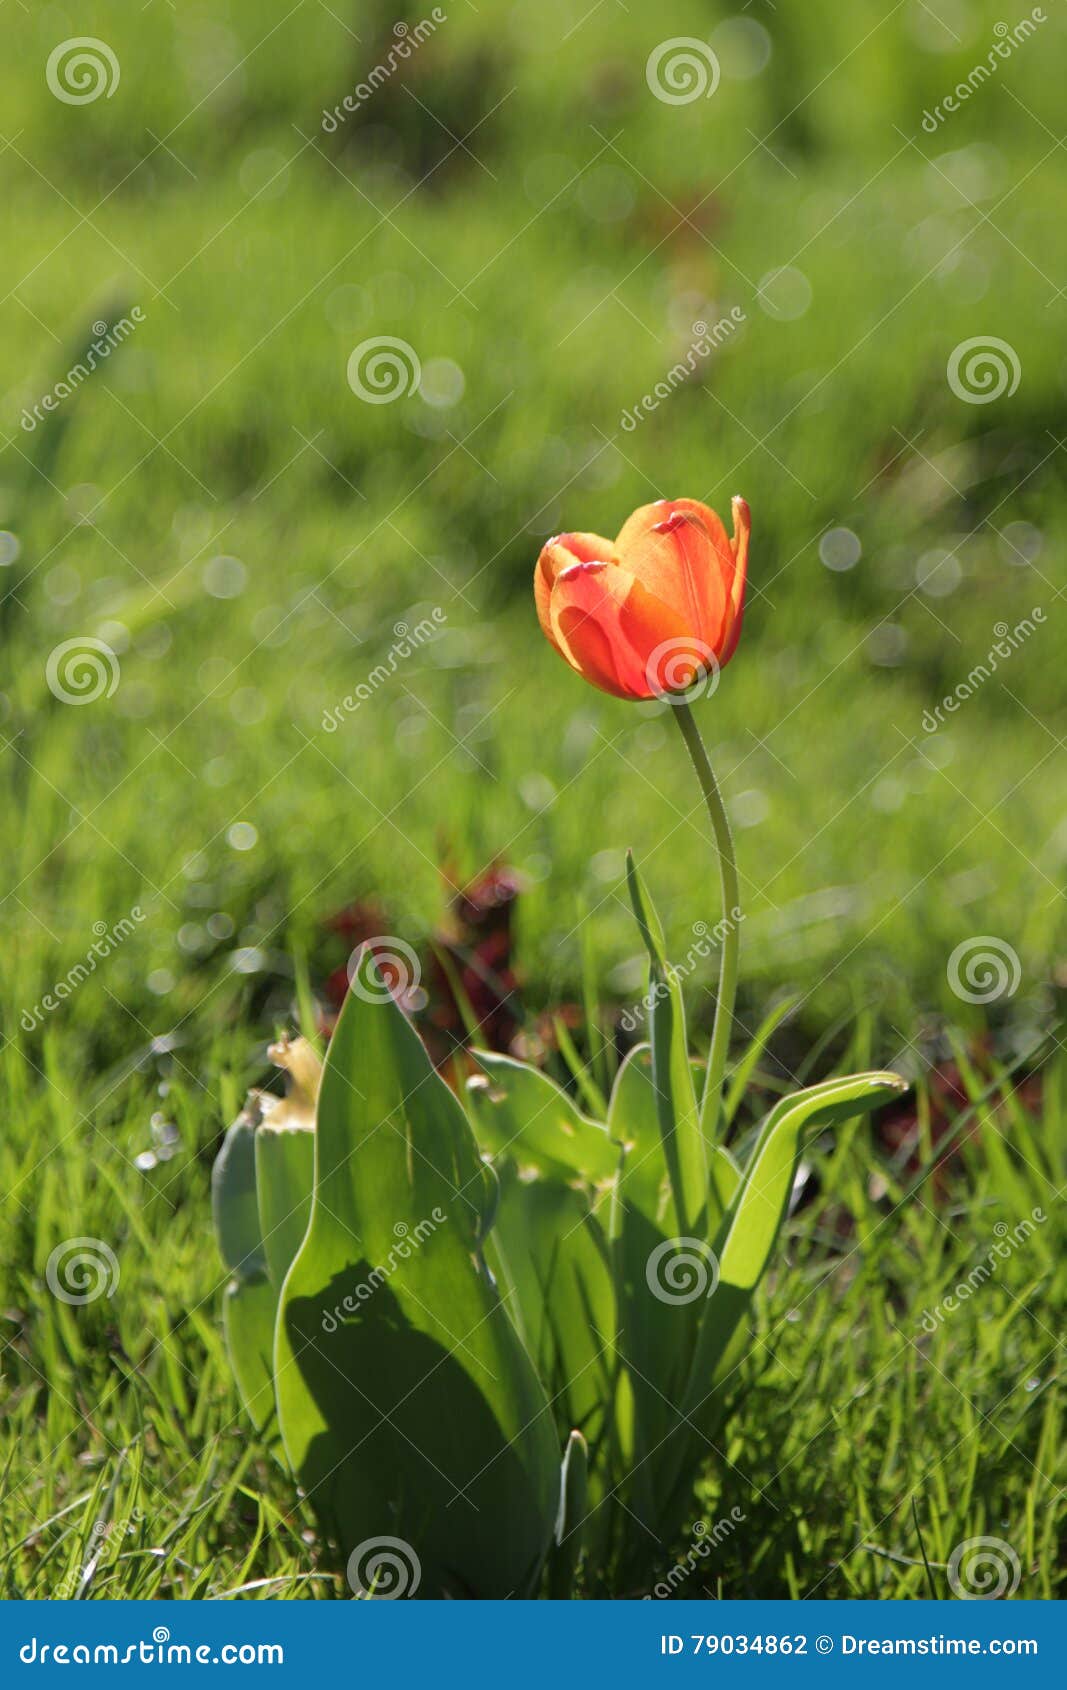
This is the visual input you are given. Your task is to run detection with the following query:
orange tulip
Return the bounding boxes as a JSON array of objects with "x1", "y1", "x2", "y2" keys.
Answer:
[{"x1": 534, "y1": 496, "x2": 750, "y2": 701}]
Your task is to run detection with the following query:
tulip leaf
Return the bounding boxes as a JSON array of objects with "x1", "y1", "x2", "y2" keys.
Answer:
[
  {"x1": 275, "y1": 950, "x2": 560, "y2": 1599},
  {"x1": 255, "y1": 1125, "x2": 315, "y2": 1291},
  {"x1": 485, "y1": 1167, "x2": 616, "y2": 1463},
  {"x1": 548, "y1": 1430, "x2": 589, "y2": 1599},
  {"x1": 221, "y1": 1276, "x2": 278, "y2": 1433},
  {"x1": 682, "y1": 1070, "x2": 909, "y2": 1423},
  {"x1": 211, "y1": 1111, "x2": 276, "y2": 1431},
  {"x1": 604, "y1": 1045, "x2": 737, "y2": 1538},
  {"x1": 466, "y1": 1051, "x2": 617, "y2": 1184}
]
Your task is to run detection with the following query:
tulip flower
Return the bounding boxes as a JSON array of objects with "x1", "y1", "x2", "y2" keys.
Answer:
[
  {"x1": 533, "y1": 494, "x2": 753, "y2": 1139},
  {"x1": 534, "y1": 495, "x2": 749, "y2": 702}
]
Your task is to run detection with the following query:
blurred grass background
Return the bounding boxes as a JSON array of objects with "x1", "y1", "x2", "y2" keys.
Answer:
[
  {"x1": 1, "y1": 0, "x2": 1065, "y2": 1597},
  {"x1": 2, "y1": 0, "x2": 1065, "y2": 1056}
]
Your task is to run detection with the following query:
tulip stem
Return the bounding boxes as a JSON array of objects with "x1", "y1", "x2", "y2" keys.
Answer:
[{"x1": 672, "y1": 699, "x2": 740, "y2": 1143}]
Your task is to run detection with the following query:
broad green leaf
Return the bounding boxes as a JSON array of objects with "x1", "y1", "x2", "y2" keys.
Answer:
[
  {"x1": 221, "y1": 1276, "x2": 277, "y2": 1433},
  {"x1": 484, "y1": 1166, "x2": 616, "y2": 1462},
  {"x1": 212, "y1": 1111, "x2": 266, "y2": 1283},
  {"x1": 625, "y1": 853, "x2": 705, "y2": 1235},
  {"x1": 466, "y1": 1051, "x2": 617, "y2": 1184},
  {"x1": 275, "y1": 951, "x2": 560, "y2": 1599},
  {"x1": 211, "y1": 1111, "x2": 275, "y2": 1431},
  {"x1": 255, "y1": 1127, "x2": 314, "y2": 1291}
]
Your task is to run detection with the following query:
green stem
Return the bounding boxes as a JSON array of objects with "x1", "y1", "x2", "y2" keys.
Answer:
[{"x1": 672, "y1": 699, "x2": 741, "y2": 1142}]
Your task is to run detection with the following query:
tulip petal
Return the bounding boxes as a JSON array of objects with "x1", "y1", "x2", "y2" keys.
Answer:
[
  {"x1": 535, "y1": 533, "x2": 616, "y2": 658},
  {"x1": 548, "y1": 560, "x2": 696, "y2": 701},
  {"x1": 615, "y1": 498, "x2": 733, "y2": 653},
  {"x1": 719, "y1": 495, "x2": 750, "y2": 665}
]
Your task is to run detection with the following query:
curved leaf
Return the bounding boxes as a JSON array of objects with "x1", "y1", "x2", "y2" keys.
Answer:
[
  {"x1": 466, "y1": 1051, "x2": 617, "y2": 1184},
  {"x1": 275, "y1": 950, "x2": 560, "y2": 1599},
  {"x1": 682, "y1": 1070, "x2": 908, "y2": 1420}
]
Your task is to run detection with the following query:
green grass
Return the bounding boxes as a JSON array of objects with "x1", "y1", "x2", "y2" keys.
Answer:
[
  {"x1": 1, "y1": 0, "x2": 1064, "y2": 1598},
  {"x1": 1, "y1": 1024, "x2": 1062, "y2": 1598}
]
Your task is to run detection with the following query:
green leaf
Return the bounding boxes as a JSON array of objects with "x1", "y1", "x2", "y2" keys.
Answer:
[
  {"x1": 484, "y1": 1166, "x2": 616, "y2": 1463},
  {"x1": 212, "y1": 1111, "x2": 266, "y2": 1283},
  {"x1": 466, "y1": 1051, "x2": 617, "y2": 1184},
  {"x1": 547, "y1": 1430, "x2": 589, "y2": 1599},
  {"x1": 683, "y1": 1070, "x2": 908, "y2": 1418},
  {"x1": 604, "y1": 1046, "x2": 737, "y2": 1539},
  {"x1": 211, "y1": 1111, "x2": 276, "y2": 1431},
  {"x1": 221, "y1": 1276, "x2": 278, "y2": 1433},
  {"x1": 255, "y1": 1126, "x2": 314, "y2": 1291},
  {"x1": 275, "y1": 951, "x2": 560, "y2": 1599}
]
